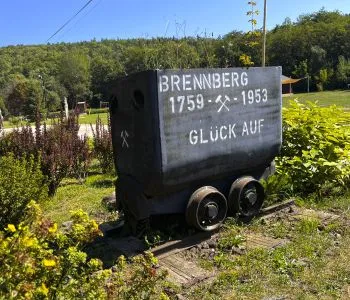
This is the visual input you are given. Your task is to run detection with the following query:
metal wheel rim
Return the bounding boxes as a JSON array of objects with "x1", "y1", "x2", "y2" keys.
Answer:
[
  {"x1": 228, "y1": 176, "x2": 265, "y2": 217},
  {"x1": 186, "y1": 186, "x2": 227, "y2": 231}
]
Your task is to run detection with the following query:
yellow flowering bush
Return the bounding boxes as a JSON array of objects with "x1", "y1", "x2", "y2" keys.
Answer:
[
  {"x1": 0, "y1": 201, "x2": 107, "y2": 299},
  {"x1": 0, "y1": 202, "x2": 169, "y2": 299}
]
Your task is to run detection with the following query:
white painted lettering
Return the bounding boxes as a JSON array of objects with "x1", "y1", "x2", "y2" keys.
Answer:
[
  {"x1": 232, "y1": 72, "x2": 239, "y2": 87},
  {"x1": 160, "y1": 71, "x2": 252, "y2": 92},
  {"x1": 241, "y1": 72, "x2": 248, "y2": 86},
  {"x1": 159, "y1": 75, "x2": 169, "y2": 92},
  {"x1": 202, "y1": 74, "x2": 212, "y2": 89},
  {"x1": 242, "y1": 121, "x2": 249, "y2": 136},
  {"x1": 259, "y1": 119, "x2": 264, "y2": 133},
  {"x1": 242, "y1": 119, "x2": 265, "y2": 136},
  {"x1": 193, "y1": 74, "x2": 203, "y2": 90},
  {"x1": 213, "y1": 73, "x2": 221, "y2": 89},
  {"x1": 188, "y1": 123, "x2": 238, "y2": 145},
  {"x1": 196, "y1": 94, "x2": 204, "y2": 109},
  {"x1": 171, "y1": 75, "x2": 180, "y2": 92},
  {"x1": 121, "y1": 130, "x2": 129, "y2": 148},
  {"x1": 220, "y1": 125, "x2": 228, "y2": 140},
  {"x1": 187, "y1": 95, "x2": 195, "y2": 111},
  {"x1": 183, "y1": 74, "x2": 192, "y2": 91},
  {"x1": 200, "y1": 128, "x2": 208, "y2": 144},
  {"x1": 210, "y1": 126, "x2": 219, "y2": 142},
  {"x1": 223, "y1": 73, "x2": 230, "y2": 87},
  {"x1": 189, "y1": 130, "x2": 198, "y2": 145},
  {"x1": 250, "y1": 120, "x2": 257, "y2": 135},
  {"x1": 229, "y1": 124, "x2": 236, "y2": 139}
]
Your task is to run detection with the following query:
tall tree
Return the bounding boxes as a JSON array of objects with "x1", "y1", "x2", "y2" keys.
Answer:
[
  {"x1": 58, "y1": 50, "x2": 91, "y2": 108},
  {"x1": 5, "y1": 74, "x2": 43, "y2": 120},
  {"x1": 336, "y1": 56, "x2": 350, "y2": 87}
]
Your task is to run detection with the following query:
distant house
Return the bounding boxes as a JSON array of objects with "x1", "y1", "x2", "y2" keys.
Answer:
[
  {"x1": 281, "y1": 75, "x2": 303, "y2": 95},
  {"x1": 75, "y1": 101, "x2": 87, "y2": 115}
]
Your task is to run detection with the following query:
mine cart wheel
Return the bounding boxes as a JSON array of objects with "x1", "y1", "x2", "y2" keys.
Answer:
[
  {"x1": 186, "y1": 186, "x2": 228, "y2": 231},
  {"x1": 228, "y1": 176, "x2": 265, "y2": 218}
]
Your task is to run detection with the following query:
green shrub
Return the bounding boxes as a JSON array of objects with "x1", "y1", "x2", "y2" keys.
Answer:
[
  {"x1": 0, "y1": 202, "x2": 169, "y2": 299},
  {"x1": 262, "y1": 172, "x2": 293, "y2": 205},
  {"x1": 8, "y1": 116, "x2": 26, "y2": 126},
  {"x1": 277, "y1": 100, "x2": 350, "y2": 195},
  {"x1": 0, "y1": 155, "x2": 47, "y2": 228}
]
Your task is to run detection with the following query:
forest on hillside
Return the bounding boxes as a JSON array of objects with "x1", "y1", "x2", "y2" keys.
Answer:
[{"x1": 0, "y1": 9, "x2": 349, "y2": 119}]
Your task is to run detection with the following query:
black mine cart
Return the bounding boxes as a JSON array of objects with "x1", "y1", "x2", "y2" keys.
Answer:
[{"x1": 109, "y1": 67, "x2": 282, "y2": 234}]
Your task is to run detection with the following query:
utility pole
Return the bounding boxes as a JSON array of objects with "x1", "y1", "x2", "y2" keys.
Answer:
[
  {"x1": 262, "y1": 0, "x2": 267, "y2": 67},
  {"x1": 38, "y1": 74, "x2": 47, "y2": 118}
]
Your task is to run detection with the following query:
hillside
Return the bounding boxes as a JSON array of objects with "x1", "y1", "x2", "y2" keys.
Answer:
[{"x1": 0, "y1": 9, "x2": 349, "y2": 117}]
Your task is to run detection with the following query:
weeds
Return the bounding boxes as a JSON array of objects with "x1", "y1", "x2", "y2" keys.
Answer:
[{"x1": 188, "y1": 203, "x2": 350, "y2": 299}]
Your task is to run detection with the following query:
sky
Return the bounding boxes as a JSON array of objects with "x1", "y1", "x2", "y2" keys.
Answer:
[{"x1": 1, "y1": 0, "x2": 350, "y2": 47}]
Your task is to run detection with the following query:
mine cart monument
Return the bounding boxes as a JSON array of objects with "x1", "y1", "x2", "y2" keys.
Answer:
[{"x1": 109, "y1": 67, "x2": 282, "y2": 235}]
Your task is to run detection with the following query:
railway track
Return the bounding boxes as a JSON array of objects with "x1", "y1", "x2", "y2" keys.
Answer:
[
  {"x1": 93, "y1": 199, "x2": 295, "y2": 270},
  {"x1": 92, "y1": 197, "x2": 342, "y2": 289},
  {"x1": 151, "y1": 199, "x2": 295, "y2": 258},
  {"x1": 150, "y1": 199, "x2": 296, "y2": 286}
]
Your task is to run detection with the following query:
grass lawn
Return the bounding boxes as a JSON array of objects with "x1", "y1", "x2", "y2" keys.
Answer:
[
  {"x1": 2, "y1": 112, "x2": 108, "y2": 129},
  {"x1": 3, "y1": 119, "x2": 34, "y2": 128},
  {"x1": 48, "y1": 112, "x2": 109, "y2": 125},
  {"x1": 41, "y1": 173, "x2": 115, "y2": 225},
  {"x1": 47, "y1": 112, "x2": 109, "y2": 125},
  {"x1": 283, "y1": 90, "x2": 350, "y2": 109},
  {"x1": 77, "y1": 112, "x2": 108, "y2": 124}
]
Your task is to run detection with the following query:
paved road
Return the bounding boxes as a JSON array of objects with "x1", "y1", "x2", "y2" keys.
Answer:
[{"x1": 2, "y1": 124, "x2": 104, "y2": 138}]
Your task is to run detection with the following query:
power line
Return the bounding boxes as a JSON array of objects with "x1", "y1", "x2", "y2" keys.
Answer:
[
  {"x1": 262, "y1": 0, "x2": 267, "y2": 67},
  {"x1": 46, "y1": 0, "x2": 94, "y2": 42},
  {"x1": 55, "y1": 0, "x2": 103, "y2": 41}
]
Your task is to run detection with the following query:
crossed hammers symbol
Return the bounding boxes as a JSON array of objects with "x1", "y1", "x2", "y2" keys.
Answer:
[
  {"x1": 215, "y1": 95, "x2": 230, "y2": 112},
  {"x1": 120, "y1": 130, "x2": 129, "y2": 148}
]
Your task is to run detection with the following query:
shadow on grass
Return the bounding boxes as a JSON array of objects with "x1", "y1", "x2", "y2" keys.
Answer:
[
  {"x1": 58, "y1": 176, "x2": 114, "y2": 188},
  {"x1": 86, "y1": 214, "x2": 192, "y2": 267},
  {"x1": 90, "y1": 178, "x2": 114, "y2": 188},
  {"x1": 59, "y1": 181, "x2": 80, "y2": 188},
  {"x1": 58, "y1": 178, "x2": 82, "y2": 187},
  {"x1": 85, "y1": 220, "x2": 142, "y2": 268},
  {"x1": 86, "y1": 170, "x2": 104, "y2": 177}
]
